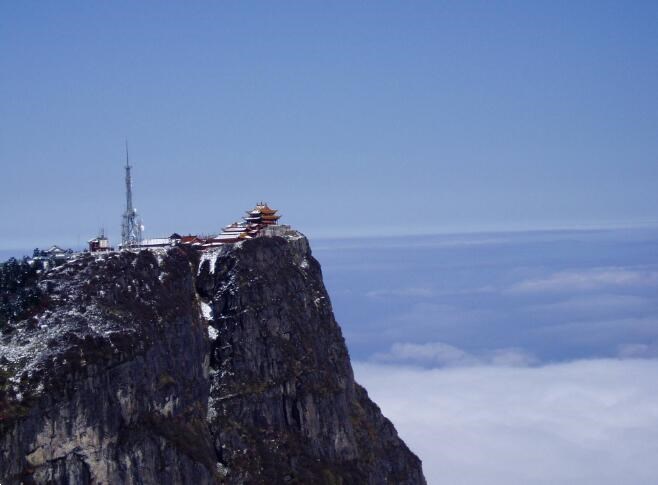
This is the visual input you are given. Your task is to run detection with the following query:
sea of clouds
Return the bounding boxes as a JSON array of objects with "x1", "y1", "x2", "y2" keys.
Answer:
[
  {"x1": 355, "y1": 359, "x2": 658, "y2": 485},
  {"x1": 314, "y1": 227, "x2": 658, "y2": 484}
]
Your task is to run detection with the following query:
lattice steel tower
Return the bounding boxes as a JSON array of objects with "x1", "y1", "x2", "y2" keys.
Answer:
[{"x1": 121, "y1": 142, "x2": 143, "y2": 248}]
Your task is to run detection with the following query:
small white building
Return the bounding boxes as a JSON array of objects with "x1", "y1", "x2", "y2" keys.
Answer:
[{"x1": 88, "y1": 233, "x2": 112, "y2": 252}]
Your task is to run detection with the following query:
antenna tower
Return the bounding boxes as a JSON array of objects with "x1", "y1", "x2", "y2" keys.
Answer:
[{"x1": 121, "y1": 142, "x2": 143, "y2": 248}]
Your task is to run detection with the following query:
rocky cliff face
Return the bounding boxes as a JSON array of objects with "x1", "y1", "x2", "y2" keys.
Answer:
[{"x1": 1, "y1": 229, "x2": 425, "y2": 484}]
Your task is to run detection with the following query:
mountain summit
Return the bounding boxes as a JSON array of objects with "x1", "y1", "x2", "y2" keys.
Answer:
[{"x1": 0, "y1": 227, "x2": 425, "y2": 484}]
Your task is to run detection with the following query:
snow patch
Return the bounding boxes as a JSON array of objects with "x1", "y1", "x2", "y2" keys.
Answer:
[
  {"x1": 200, "y1": 301, "x2": 213, "y2": 320},
  {"x1": 199, "y1": 249, "x2": 222, "y2": 275}
]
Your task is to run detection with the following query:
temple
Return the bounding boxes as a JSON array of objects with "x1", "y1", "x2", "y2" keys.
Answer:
[
  {"x1": 243, "y1": 202, "x2": 281, "y2": 226},
  {"x1": 92, "y1": 192, "x2": 285, "y2": 252},
  {"x1": 202, "y1": 202, "x2": 283, "y2": 246}
]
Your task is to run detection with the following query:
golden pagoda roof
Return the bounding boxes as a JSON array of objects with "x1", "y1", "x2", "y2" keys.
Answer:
[{"x1": 252, "y1": 202, "x2": 277, "y2": 215}]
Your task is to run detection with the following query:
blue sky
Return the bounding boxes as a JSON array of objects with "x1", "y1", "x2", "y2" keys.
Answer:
[{"x1": 1, "y1": 1, "x2": 658, "y2": 249}]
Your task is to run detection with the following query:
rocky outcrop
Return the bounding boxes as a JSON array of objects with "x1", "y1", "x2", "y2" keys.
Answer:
[
  {"x1": 0, "y1": 249, "x2": 216, "y2": 484},
  {"x1": 1, "y1": 229, "x2": 425, "y2": 484}
]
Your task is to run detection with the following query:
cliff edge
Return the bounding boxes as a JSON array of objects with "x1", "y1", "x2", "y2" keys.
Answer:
[{"x1": 0, "y1": 229, "x2": 426, "y2": 484}]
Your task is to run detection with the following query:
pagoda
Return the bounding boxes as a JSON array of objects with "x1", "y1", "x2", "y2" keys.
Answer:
[
  {"x1": 243, "y1": 202, "x2": 281, "y2": 226},
  {"x1": 207, "y1": 202, "x2": 282, "y2": 247}
]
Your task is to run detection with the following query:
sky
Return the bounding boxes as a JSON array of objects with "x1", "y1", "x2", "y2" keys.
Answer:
[
  {"x1": 1, "y1": 1, "x2": 658, "y2": 249},
  {"x1": 2, "y1": 3, "x2": 658, "y2": 484}
]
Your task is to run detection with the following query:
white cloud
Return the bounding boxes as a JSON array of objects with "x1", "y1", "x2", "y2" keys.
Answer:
[
  {"x1": 617, "y1": 342, "x2": 658, "y2": 358},
  {"x1": 313, "y1": 235, "x2": 511, "y2": 252},
  {"x1": 366, "y1": 286, "x2": 496, "y2": 299},
  {"x1": 508, "y1": 267, "x2": 658, "y2": 294},
  {"x1": 367, "y1": 287, "x2": 436, "y2": 298},
  {"x1": 355, "y1": 359, "x2": 658, "y2": 485},
  {"x1": 524, "y1": 294, "x2": 653, "y2": 321},
  {"x1": 372, "y1": 342, "x2": 479, "y2": 367},
  {"x1": 488, "y1": 347, "x2": 537, "y2": 366},
  {"x1": 371, "y1": 341, "x2": 537, "y2": 368}
]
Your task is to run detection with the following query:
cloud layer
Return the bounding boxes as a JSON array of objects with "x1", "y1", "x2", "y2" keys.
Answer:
[
  {"x1": 355, "y1": 359, "x2": 658, "y2": 485},
  {"x1": 371, "y1": 341, "x2": 537, "y2": 367},
  {"x1": 316, "y1": 228, "x2": 658, "y2": 363},
  {"x1": 315, "y1": 229, "x2": 658, "y2": 483},
  {"x1": 507, "y1": 267, "x2": 658, "y2": 294}
]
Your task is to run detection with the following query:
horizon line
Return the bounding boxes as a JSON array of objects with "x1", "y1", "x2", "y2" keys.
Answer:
[{"x1": 2, "y1": 219, "x2": 658, "y2": 255}]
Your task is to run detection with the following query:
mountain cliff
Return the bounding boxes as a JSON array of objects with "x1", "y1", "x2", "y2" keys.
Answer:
[{"x1": 0, "y1": 228, "x2": 425, "y2": 484}]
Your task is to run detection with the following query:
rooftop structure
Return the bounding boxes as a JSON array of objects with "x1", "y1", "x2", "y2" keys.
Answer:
[
  {"x1": 179, "y1": 235, "x2": 202, "y2": 246},
  {"x1": 243, "y1": 202, "x2": 281, "y2": 226},
  {"x1": 109, "y1": 193, "x2": 284, "y2": 252},
  {"x1": 139, "y1": 235, "x2": 182, "y2": 248},
  {"x1": 88, "y1": 229, "x2": 112, "y2": 253},
  {"x1": 208, "y1": 202, "x2": 283, "y2": 243},
  {"x1": 29, "y1": 245, "x2": 74, "y2": 271}
]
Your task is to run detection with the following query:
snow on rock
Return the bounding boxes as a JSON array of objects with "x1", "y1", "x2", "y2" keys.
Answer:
[
  {"x1": 198, "y1": 248, "x2": 223, "y2": 275},
  {"x1": 0, "y1": 248, "x2": 213, "y2": 484},
  {"x1": 200, "y1": 301, "x2": 213, "y2": 320}
]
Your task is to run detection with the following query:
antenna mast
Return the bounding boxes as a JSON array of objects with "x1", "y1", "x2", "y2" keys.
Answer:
[{"x1": 121, "y1": 141, "x2": 143, "y2": 248}]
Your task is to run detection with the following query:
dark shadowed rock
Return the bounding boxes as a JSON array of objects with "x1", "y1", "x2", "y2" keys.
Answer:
[{"x1": 1, "y1": 229, "x2": 425, "y2": 484}]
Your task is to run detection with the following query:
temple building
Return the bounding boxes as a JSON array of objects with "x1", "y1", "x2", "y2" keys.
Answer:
[
  {"x1": 104, "y1": 198, "x2": 284, "y2": 253},
  {"x1": 206, "y1": 202, "x2": 282, "y2": 246},
  {"x1": 138, "y1": 234, "x2": 181, "y2": 248},
  {"x1": 222, "y1": 222, "x2": 250, "y2": 234},
  {"x1": 243, "y1": 202, "x2": 281, "y2": 226},
  {"x1": 179, "y1": 235, "x2": 203, "y2": 247}
]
